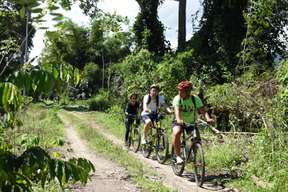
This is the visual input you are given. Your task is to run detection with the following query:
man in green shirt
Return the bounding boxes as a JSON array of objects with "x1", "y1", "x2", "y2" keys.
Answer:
[{"x1": 172, "y1": 80, "x2": 213, "y2": 164}]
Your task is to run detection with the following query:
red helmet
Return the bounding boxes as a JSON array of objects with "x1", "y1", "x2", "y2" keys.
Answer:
[{"x1": 177, "y1": 80, "x2": 192, "y2": 91}]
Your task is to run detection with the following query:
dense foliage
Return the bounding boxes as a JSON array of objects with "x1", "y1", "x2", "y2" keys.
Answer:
[
  {"x1": 1, "y1": 0, "x2": 288, "y2": 190},
  {"x1": 133, "y1": 0, "x2": 166, "y2": 56}
]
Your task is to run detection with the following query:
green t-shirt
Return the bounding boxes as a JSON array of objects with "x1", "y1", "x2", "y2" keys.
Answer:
[{"x1": 172, "y1": 95, "x2": 203, "y2": 123}]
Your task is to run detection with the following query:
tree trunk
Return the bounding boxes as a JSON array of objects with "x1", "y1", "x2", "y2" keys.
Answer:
[{"x1": 178, "y1": 0, "x2": 186, "y2": 51}]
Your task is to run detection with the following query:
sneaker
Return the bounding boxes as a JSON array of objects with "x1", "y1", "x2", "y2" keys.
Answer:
[{"x1": 176, "y1": 156, "x2": 184, "y2": 164}]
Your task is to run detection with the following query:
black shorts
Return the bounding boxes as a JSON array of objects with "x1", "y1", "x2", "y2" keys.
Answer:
[{"x1": 172, "y1": 120, "x2": 196, "y2": 133}]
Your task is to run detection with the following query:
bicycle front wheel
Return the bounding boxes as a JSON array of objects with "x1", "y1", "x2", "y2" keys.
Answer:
[
  {"x1": 171, "y1": 145, "x2": 186, "y2": 176},
  {"x1": 130, "y1": 125, "x2": 141, "y2": 152},
  {"x1": 156, "y1": 132, "x2": 169, "y2": 164},
  {"x1": 192, "y1": 143, "x2": 205, "y2": 186}
]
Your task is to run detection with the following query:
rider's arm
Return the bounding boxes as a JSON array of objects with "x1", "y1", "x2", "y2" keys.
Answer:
[
  {"x1": 124, "y1": 103, "x2": 129, "y2": 116},
  {"x1": 198, "y1": 107, "x2": 214, "y2": 123},
  {"x1": 174, "y1": 105, "x2": 183, "y2": 125},
  {"x1": 159, "y1": 96, "x2": 172, "y2": 114},
  {"x1": 143, "y1": 95, "x2": 150, "y2": 113},
  {"x1": 163, "y1": 102, "x2": 173, "y2": 114}
]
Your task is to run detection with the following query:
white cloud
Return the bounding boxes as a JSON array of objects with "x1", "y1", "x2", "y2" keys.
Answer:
[{"x1": 30, "y1": 0, "x2": 202, "y2": 62}]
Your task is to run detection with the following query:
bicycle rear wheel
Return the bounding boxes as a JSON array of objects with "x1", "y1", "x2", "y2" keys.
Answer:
[
  {"x1": 142, "y1": 129, "x2": 152, "y2": 158},
  {"x1": 171, "y1": 145, "x2": 186, "y2": 176},
  {"x1": 192, "y1": 143, "x2": 205, "y2": 186},
  {"x1": 156, "y1": 132, "x2": 169, "y2": 164},
  {"x1": 130, "y1": 125, "x2": 141, "y2": 152},
  {"x1": 142, "y1": 142, "x2": 152, "y2": 158}
]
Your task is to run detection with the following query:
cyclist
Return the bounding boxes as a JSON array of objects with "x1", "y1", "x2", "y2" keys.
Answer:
[
  {"x1": 172, "y1": 80, "x2": 213, "y2": 164},
  {"x1": 124, "y1": 93, "x2": 140, "y2": 146},
  {"x1": 141, "y1": 84, "x2": 172, "y2": 144}
]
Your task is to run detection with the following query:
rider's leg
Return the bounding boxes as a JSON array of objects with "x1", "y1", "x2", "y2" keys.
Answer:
[
  {"x1": 124, "y1": 118, "x2": 131, "y2": 145},
  {"x1": 141, "y1": 115, "x2": 152, "y2": 143},
  {"x1": 172, "y1": 125, "x2": 182, "y2": 156},
  {"x1": 143, "y1": 120, "x2": 152, "y2": 142},
  {"x1": 173, "y1": 125, "x2": 184, "y2": 163},
  {"x1": 144, "y1": 121, "x2": 152, "y2": 137}
]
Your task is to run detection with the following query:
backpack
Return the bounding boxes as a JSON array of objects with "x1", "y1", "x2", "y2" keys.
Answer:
[{"x1": 140, "y1": 94, "x2": 159, "y2": 111}]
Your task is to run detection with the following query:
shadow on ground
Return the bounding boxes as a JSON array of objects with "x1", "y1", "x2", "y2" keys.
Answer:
[{"x1": 62, "y1": 105, "x2": 89, "y2": 112}]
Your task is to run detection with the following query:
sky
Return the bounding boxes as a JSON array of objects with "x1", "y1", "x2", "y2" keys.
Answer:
[{"x1": 30, "y1": 0, "x2": 202, "y2": 61}]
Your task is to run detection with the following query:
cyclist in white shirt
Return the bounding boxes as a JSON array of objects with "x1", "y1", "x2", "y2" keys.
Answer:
[{"x1": 141, "y1": 84, "x2": 172, "y2": 144}]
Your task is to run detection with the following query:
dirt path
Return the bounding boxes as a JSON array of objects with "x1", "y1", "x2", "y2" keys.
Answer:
[
  {"x1": 58, "y1": 113, "x2": 140, "y2": 192},
  {"x1": 61, "y1": 111, "x2": 235, "y2": 192}
]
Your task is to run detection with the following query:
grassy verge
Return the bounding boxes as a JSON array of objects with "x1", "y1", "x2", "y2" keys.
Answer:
[
  {"x1": 60, "y1": 110, "x2": 173, "y2": 192},
  {"x1": 5, "y1": 104, "x2": 65, "y2": 191}
]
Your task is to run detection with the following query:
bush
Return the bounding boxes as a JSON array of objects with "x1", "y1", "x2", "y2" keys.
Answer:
[
  {"x1": 83, "y1": 63, "x2": 101, "y2": 94},
  {"x1": 106, "y1": 104, "x2": 124, "y2": 122},
  {"x1": 205, "y1": 139, "x2": 246, "y2": 173},
  {"x1": 88, "y1": 95, "x2": 110, "y2": 111}
]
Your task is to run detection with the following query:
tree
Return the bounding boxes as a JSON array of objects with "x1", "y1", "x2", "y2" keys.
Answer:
[
  {"x1": 133, "y1": 0, "x2": 166, "y2": 56},
  {"x1": 0, "y1": 0, "x2": 35, "y2": 78},
  {"x1": 187, "y1": 0, "x2": 248, "y2": 83},
  {"x1": 239, "y1": 0, "x2": 288, "y2": 72},
  {"x1": 177, "y1": 0, "x2": 186, "y2": 51}
]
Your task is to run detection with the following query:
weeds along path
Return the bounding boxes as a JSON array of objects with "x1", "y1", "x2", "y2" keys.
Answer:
[
  {"x1": 58, "y1": 113, "x2": 140, "y2": 192},
  {"x1": 61, "y1": 110, "x2": 232, "y2": 192}
]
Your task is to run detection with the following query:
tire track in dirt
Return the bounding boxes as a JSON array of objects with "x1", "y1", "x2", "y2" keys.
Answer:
[
  {"x1": 64, "y1": 111, "x2": 234, "y2": 192},
  {"x1": 58, "y1": 113, "x2": 140, "y2": 192}
]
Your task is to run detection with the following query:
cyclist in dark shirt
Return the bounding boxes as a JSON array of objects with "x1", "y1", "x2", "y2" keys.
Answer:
[{"x1": 124, "y1": 93, "x2": 140, "y2": 146}]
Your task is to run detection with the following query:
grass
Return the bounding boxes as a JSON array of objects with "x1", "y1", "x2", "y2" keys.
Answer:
[
  {"x1": 64, "y1": 106, "x2": 267, "y2": 190},
  {"x1": 4, "y1": 104, "x2": 64, "y2": 153},
  {"x1": 66, "y1": 109, "x2": 246, "y2": 182},
  {"x1": 3, "y1": 104, "x2": 67, "y2": 191},
  {"x1": 60, "y1": 110, "x2": 173, "y2": 192},
  {"x1": 204, "y1": 139, "x2": 247, "y2": 173}
]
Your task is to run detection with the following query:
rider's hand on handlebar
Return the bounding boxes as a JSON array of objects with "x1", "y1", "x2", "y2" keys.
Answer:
[
  {"x1": 176, "y1": 119, "x2": 184, "y2": 126},
  {"x1": 206, "y1": 117, "x2": 215, "y2": 124},
  {"x1": 145, "y1": 109, "x2": 152, "y2": 113},
  {"x1": 167, "y1": 108, "x2": 174, "y2": 114}
]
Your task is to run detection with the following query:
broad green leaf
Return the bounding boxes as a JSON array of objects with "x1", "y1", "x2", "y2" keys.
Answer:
[
  {"x1": 52, "y1": 15, "x2": 64, "y2": 21},
  {"x1": 31, "y1": 8, "x2": 43, "y2": 13},
  {"x1": 38, "y1": 26, "x2": 49, "y2": 30},
  {"x1": 50, "y1": 12, "x2": 63, "y2": 17},
  {"x1": 20, "y1": 7, "x2": 26, "y2": 19}
]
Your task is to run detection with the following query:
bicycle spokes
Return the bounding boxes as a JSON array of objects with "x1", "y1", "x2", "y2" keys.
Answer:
[
  {"x1": 193, "y1": 143, "x2": 205, "y2": 186},
  {"x1": 156, "y1": 133, "x2": 169, "y2": 164}
]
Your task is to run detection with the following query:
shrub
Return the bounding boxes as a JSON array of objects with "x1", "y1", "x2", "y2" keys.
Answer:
[
  {"x1": 88, "y1": 95, "x2": 110, "y2": 111},
  {"x1": 88, "y1": 90, "x2": 111, "y2": 111},
  {"x1": 106, "y1": 104, "x2": 124, "y2": 122}
]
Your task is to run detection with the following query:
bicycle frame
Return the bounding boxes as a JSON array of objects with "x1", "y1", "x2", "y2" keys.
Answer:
[
  {"x1": 181, "y1": 124, "x2": 201, "y2": 161},
  {"x1": 142, "y1": 112, "x2": 169, "y2": 163},
  {"x1": 171, "y1": 122, "x2": 206, "y2": 186},
  {"x1": 148, "y1": 112, "x2": 166, "y2": 138}
]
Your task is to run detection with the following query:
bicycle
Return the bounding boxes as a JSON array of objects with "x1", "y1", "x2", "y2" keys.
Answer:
[
  {"x1": 126, "y1": 114, "x2": 141, "y2": 152},
  {"x1": 141, "y1": 112, "x2": 169, "y2": 164},
  {"x1": 171, "y1": 121, "x2": 206, "y2": 186}
]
